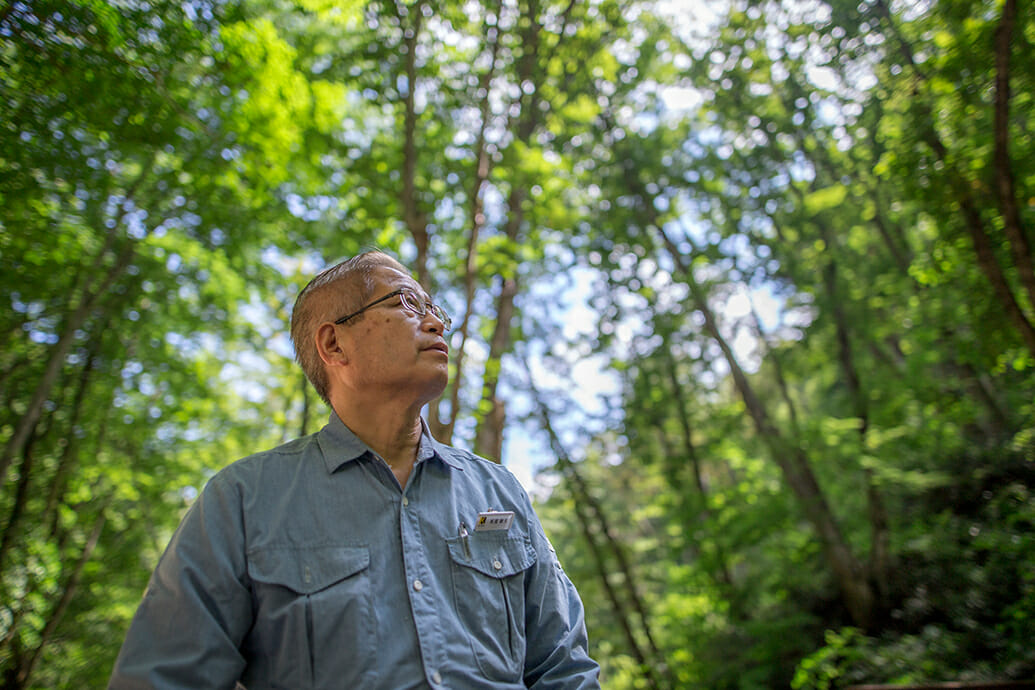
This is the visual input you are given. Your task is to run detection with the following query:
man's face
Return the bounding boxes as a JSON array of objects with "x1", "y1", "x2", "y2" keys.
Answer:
[{"x1": 336, "y1": 266, "x2": 450, "y2": 405}]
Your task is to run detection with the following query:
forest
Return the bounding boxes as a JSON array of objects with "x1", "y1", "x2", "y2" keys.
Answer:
[{"x1": 1, "y1": 0, "x2": 1034, "y2": 687}]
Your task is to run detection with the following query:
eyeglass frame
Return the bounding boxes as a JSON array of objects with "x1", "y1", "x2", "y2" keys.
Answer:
[{"x1": 333, "y1": 288, "x2": 452, "y2": 332}]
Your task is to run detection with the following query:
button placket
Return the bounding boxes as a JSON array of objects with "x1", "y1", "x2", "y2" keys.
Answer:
[{"x1": 397, "y1": 474, "x2": 445, "y2": 682}]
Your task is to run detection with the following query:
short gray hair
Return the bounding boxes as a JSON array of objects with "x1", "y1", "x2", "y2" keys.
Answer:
[{"x1": 290, "y1": 251, "x2": 410, "y2": 404}]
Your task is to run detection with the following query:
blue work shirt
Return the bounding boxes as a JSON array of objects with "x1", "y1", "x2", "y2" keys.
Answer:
[{"x1": 109, "y1": 413, "x2": 599, "y2": 689}]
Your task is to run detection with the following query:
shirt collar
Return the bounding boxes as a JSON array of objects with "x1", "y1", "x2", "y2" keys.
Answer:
[
  {"x1": 317, "y1": 412, "x2": 463, "y2": 474},
  {"x1": 417, "y1": 417, "x2": 464, "y2": 471}
]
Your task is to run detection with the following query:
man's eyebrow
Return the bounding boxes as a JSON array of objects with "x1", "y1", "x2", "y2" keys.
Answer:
[{"x1": 401, "y1": 286, "x2": 431, "y2": 300}]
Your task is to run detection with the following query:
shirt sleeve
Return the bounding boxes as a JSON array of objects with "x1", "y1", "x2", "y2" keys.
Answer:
[
  {"x1": 108, "y1": 473, "x2": 252, "y2": 690},
  {"x1": 520, "y1": 494, "x2": 601, "y2": 689}
]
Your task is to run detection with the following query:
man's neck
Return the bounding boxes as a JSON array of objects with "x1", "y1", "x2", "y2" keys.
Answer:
[{"x1": 332, "y1": 395, "x2": 424, "y2": 484}]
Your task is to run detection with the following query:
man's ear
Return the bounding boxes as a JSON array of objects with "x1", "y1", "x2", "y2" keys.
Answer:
[{"x1": 315, "y1": 322, "x2": 349, "y2": 368}]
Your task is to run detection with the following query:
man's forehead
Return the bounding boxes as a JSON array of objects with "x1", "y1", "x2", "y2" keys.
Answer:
[{"x1": 374, "y1": 267, "x2": 425, "y2": 295}]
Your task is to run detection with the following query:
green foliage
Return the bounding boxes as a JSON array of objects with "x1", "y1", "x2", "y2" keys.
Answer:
[
  {"x1": 3, "y1": 0, "x2": 1034, "y2": 687},
  {"x1": 534, "y1": 0, "x2": 1035, "y2": 685},
  {"x1": 793, "y1": 473, "x2": 1035, "y2": 688},
  {"x1": 0, "y1": 0, "x2": 378, "y2": 683}
]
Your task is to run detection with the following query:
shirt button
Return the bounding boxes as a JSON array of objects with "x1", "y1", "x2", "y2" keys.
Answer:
[
  {"x1": 493, "y1": 559, "x2": 503, "y2": 571},
  {"x1": 402, "y1": 497, "x2": 409, "y2": 506},
  {"x1": 431, "y1": 671, "x2": 443, "y2": 684},
  {"x1": 413, "y1": 579, "x2": 423, "y2": 592}
]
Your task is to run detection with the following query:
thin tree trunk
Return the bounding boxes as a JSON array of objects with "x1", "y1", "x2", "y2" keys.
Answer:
[
  {"x1": 520, "y1": 353, "x2": 668, "y2": 689},
  {"x1": 869, "y1": 0, "x2": 926, "y2": 80},
  {"x1": 607, "y1": 101, "x2": 874, "y2": 626},
  {"x1": 0, "y1": 423, "x2": 41, "y2": 575},
  {"x1": 473, "y1": 274, "x2": 517, "y2": 461},
  {"x1": 663, "y1": 349, "x2": 707, "y2": 496},
  {"x1": 659, "y1": 225, "x2": 877, "y2": 630},
  {"x1": 561, "y1": 468, "x2": 655, "y2": 689},
  {"x1": 871, "y1": 0, "x2": 1035, "y2": 356},
  {"x1": 473, "y1": 0, "x2": 544, "y2": 460},
  {"x1": 472, "y1": 224, "x2": 524, "y2": 459},
  {"x1": 869, "y1": 200, "x2": 913, "y2": 276},
  {"x1": 430, "y1": 9, "x2": 502, "y2": 444},
  {"x1": 0, "y1": 240, "x2": 135, "y2": 486},
  {"x1": 660, "y1": 346, "x2": 736, "y2": 591},
  {"x1": 42, "y1": 330, "x2": 102, "y2": 536},
  {"x1": 14, "y1": 503, "x2": 109, "y2": 688},
  {"x1": 0, "y1": 147, "x2": 156, "y2": 485},
  {"x1": 815, "y1": 218, "x2": 891, "y2": 610},
  {"x1": 396, "y1": 0, "x2": 430, "y2": 288},
  {"x1": 953, "y1": 178, "x2": 1035, "y2": 355},
  {"x1": 747, "y1": 294, "x2": 801, "y2": 436},
  {"x1": 992, "y1": 0, "x2": 1035, "y2": 311}
]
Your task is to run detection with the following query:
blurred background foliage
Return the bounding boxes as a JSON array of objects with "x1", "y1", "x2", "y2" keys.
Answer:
[{"x1": 1, "y1": 0, "x2": 1033, "y2": 687}]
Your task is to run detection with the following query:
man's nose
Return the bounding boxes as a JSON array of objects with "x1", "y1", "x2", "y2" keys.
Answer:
[{"x1": 423, "y1": 311, "x2": 445, "y2": 333}]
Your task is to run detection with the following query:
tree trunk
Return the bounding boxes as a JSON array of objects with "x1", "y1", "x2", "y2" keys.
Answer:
[
  {"x1": 14, "y1": 504, "x2": 109, "y2": 688},
  {"x1": 747, "y1": 295, "x2": 801, "y2": 436},
  {"x1": 872, "y1": 0, "x2": 1035, "y2": 356},
  {"x1": 954, "y1": 178, "x2": 1035, "y2": 356},
  {"x1": 0, "y1": 423, "x2": 41, "y2": 576},
  {"x1": 473, "y1": 274, "x2": 517, "y2": 461},
  {"x1": 660, "y1": 346, "x2": 736, "y2": 592},
  {"x1": 658, "y1": 226, "x2": 877, "y2": 630},
  {"x1": 816, "y1": 218, "x2": 891, "y2": 611},
  {"x1": 42, "y1": 329, "x2": 102, "y2": 538},
  {"x1": 397, "y1": 0, "x2": 430, "y2": 288},
  {"x1": 869, "y1": 201, "x2": 913, "y2": 276},
  {"x1": 430, "y1": 14, "x2": 502, "y2": 444},
  {"x1": 473, "y1": 0, "x2": 544, "y2": 460},
  {"x1": 520, "y1": 353, "x2": 669, "y2": 689},
  {"x1": 0, "y1": 240, "x2": 134, "y2": 486},
  {"x1": 992, "y1": 0, "x2": 1035, "y2": 312}
]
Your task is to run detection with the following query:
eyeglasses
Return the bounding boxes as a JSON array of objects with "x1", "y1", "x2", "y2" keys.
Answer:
[{"x1": 334, "y1": 288, "x2": 452, "y2": 332}]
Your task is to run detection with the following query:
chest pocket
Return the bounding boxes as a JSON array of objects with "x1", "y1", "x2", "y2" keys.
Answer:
[
  {"x1": 447, "y1": 532, "x2": 537, "y2": 682},
  {"x1": 245, "y1": 545, "x2": 374, "y2": 690}
]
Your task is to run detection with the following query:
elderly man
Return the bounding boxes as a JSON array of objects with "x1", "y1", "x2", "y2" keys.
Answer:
[{"x1": 109, "y1": 250, "x2": 600, "y2": 689}]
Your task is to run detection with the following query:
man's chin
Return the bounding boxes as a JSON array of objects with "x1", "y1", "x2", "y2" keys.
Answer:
[{"x1": 418, "y1": 371, "x2": 449, "y2": 402}]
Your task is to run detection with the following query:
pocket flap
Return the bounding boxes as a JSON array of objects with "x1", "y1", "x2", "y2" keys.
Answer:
[
  {"x1": 448, "y1": 533, "x2": 536, "y2": 578},
  {"x1": 248, "y1": 545, "x2": 370, "y2": 594}
]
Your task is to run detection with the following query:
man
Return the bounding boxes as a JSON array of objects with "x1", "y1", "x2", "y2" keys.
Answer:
[{"x1": 109, "y1": 250, "x2": 600, "y2": 689}]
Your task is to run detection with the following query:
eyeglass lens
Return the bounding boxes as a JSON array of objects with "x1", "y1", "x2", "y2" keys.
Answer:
[{"x1": 400, "y1": 291, "x2": 452, "y2": 331}]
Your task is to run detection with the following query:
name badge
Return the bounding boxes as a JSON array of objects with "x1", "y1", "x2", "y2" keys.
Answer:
[{"x1": 474, "y1": 511, "x2": 514, "y2": 532}]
